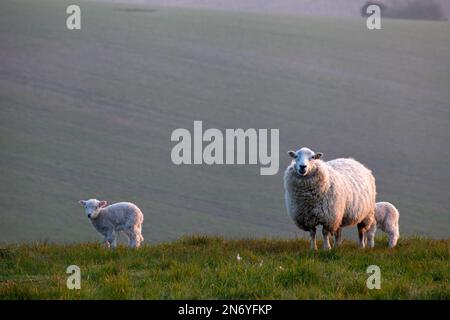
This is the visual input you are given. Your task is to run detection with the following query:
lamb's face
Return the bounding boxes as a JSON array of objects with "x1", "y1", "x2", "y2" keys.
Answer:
[
  {"x1": 287, "y1": 147, "x2": 323, "y2": 177},
  {"x1": 78, "y1": 199, "x2": 107, "y2": 219}
]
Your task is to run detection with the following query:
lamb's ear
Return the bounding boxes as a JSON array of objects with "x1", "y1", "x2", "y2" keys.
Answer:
[
  {"x1": 287, "y1": 150, "x2": 297, "y2": 158},
  {"x1": 313, "y1": 152, "x2": 323, "y2": 160},
  {"x1": 98, "y1": 200, "x2": 107, "y2": 208},
  {"x1": 79, "y1": 200, "x2": 86, "y2": 206}
]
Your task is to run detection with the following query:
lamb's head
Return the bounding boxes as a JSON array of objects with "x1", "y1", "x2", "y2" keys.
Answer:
[
  {"x1": 287, "y1": 147, "x2": 323, "y2": 177},
  {"x1": 78, "y1": 199, "x2": 107, "y2": 219}
]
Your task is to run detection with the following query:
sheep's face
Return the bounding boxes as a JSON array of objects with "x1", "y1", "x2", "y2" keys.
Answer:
[
  {"x1": 287, "y1": 147, "x2": 323, "y2": 177},
  {"x1": 78, "y1": 199, "x2": 107, "y2": 219}
]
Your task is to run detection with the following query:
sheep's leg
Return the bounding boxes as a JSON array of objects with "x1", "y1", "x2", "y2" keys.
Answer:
[
  {"x1": 103, "y1": 238, "x2": 111, "y2": 248},
  {"x1": 322, "y1": 228, "x2": 331, "y2": 250},
  {"x1": 357, "y1": 223, "x2": 366, "y2": 248},
  {"x1": 309, "y1": 228, "x2": 317, "y2": 251},
  {"x1": 333, "y1": 228, "x2": 343, "y2": 248}
]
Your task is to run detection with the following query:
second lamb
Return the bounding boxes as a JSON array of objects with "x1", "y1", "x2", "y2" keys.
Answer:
[{"x1": 79, "y1": 199, "x2": 144, "y2": 248}]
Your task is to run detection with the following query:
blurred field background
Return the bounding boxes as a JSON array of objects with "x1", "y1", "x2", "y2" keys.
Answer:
[
  {"x1": 0, "y1": 0, "x2": 449, "y2": 244},
  {"x1": 94, "y1": 0, "x2": 450, "y2": 21}
]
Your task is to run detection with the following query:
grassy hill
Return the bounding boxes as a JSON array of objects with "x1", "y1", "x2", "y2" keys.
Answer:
[
  {"x1": 0, "y1": 0, "x2": 449, "y2": 244},
  {"x1": 0, "y1": 236, "x2": 449, "y2": 299}
]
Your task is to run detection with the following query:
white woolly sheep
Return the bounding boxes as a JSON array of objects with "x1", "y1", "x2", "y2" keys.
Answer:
[
  {"x1": 78, "y1": 199, "x2": 144, "y2": 248},
  {"x1": 284, "y1": 147, "x2": 376, "y2": 250},
  {"x1": 366, "y1": 201, "x2": 400, "y2": 248}
]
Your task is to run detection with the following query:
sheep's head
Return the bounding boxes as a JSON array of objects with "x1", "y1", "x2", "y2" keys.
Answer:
[
  {"x1": 78, "y1": 199, "x2": 107, "y2": 219},
  {"x1": 287, "y1": 147, "x2": 323, "y2": 177}
]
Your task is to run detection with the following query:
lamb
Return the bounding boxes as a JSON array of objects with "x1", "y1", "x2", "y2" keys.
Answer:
[
  {"x1": 366, "y1": 202, "x2": 400, "y2": 248},
  {"x1": 284, "y1": 147, "x2": 376, "y2": 250},
  {"x1": 78, "y1": 199, "x2": 144, "y2": 248}
]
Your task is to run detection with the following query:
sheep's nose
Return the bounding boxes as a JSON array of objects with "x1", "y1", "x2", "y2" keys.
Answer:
[
  {"x1": 299, "y1": 165, "x2": 307, "y2": 171},
  {"x1": 87, "y1": 214, "x2": 91, "y2": 218}
]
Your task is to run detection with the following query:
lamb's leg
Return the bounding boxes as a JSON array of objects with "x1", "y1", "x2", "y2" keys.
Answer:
[
  {"x1": 123, "y1": 229, "x2": 133, "y2": 248},
  {"x1": 134, "y1": 223, "x2": 143, "y2": 246},
  {"x1": 130, "y1": 229, "x2": 141, "y2": 248},
  {"x1": 122, "y1": 232, "x2": 131, "y2": 247},
  {"x1": 134, "y1": 233, "x2": 142, "y2": 248},
  {"x1": 103, "y1": 238, "x2": 110, "y2": 248},
  {"x1": 107, "y1": 231, "x2": 117, "y2": 249},
  {"x1": 333, "y1": 228, "x2": 343, "y2": 248},
  {"x1": 309, "y1": 228, "x2": 317, "y2": 251},
  {"x1": 388, "y1": 230, "x2": 399, "y2": 248},
  {"x1": 138, "y1": 223, "x2": 144, "y2": 244},
  {"x1": 322, "y1": 228, "x2": 331, "y2": 250},
  {"x1": 110, "y1": 238, "x2": 117, "y2": 249},
  {"x1": 124, "y1": 229, "x2": 140, "y2": 248},
  {"x1": 366, "y1": 231, "x2": 375, "y2": 248},
  {"x1": 366, "y1": 224, "x2": 376, "y2": 248},
  {"x1": 357, "y1": 223, "x2": 366, "y2": 248}
]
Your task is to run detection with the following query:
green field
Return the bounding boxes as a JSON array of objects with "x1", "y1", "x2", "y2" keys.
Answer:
[
  {"x1": 0, "y1": 236, "x2": 449, "y2": 299},
  {"x1": 0, "y1": 0, "x2": 449, "y2": 244}
]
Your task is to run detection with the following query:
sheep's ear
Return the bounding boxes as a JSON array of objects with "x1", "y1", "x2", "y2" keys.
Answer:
[
  {"x1": 313, "y1": 152, "x2": 323, "y2": 160},
  {"x1": 79, "y1": 200, "x2": 86, "y2": 206},
  {"x1": 287, "y1": 150, "x2": 297, "y2": 158},
  {"x1": 98, "y1": 200, "x2": 108, "y2": 208}
]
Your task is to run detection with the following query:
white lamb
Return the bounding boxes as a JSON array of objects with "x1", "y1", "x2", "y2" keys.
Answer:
[
  {"x1": 366, "y1": 201, "x2": 400, "y2": 248},
  {"x1": 78, "y1": 199, "x2": 144, "y2": 248},
  {"x1": 284, "y1": 147, "x2": 376, "y2": 250}
]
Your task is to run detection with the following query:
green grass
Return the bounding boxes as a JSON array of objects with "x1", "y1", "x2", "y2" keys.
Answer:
[{"x1": 1, "y1": 236, "x2": 448, "y2": 299}]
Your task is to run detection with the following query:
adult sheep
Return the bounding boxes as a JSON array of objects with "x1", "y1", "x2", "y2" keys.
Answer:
[{"x1": 284, "y1": 147, "x2": 376, "y2": 250}]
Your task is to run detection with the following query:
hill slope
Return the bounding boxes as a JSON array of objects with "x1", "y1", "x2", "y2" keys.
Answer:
[
  {"x1": 93, "y1": 0, "x2": 450, "y2": 20},
  {"x1": 0, "y1": 236, "x2": 449, "y2": 299},
  {"x1": 0, "y1": 0, "x2": 450, "y2": 243}
]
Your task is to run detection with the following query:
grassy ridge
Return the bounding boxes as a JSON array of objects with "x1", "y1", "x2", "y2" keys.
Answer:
[{"x1": 0, "y1": 236, "x2": 448, "y2": 299}]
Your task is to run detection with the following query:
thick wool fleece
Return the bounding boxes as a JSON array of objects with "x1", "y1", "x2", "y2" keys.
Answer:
[
  {"x1": 284, "y1": 158, "x2": 376, "y2": 249},
  {"x1": 90, "y1": 202, "x2": 144, "y2": 248}
]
